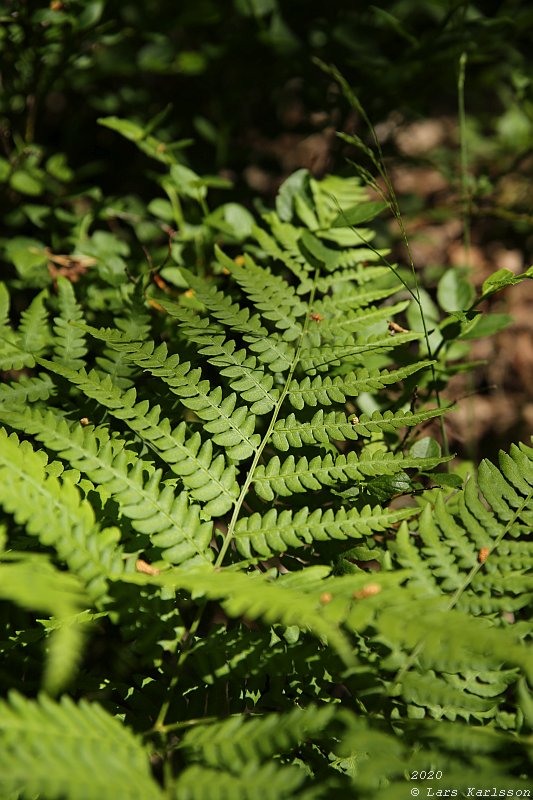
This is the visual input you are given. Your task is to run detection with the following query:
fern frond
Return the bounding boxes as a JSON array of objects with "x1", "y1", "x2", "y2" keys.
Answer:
[
  {"x1": 233, "y1": 504, "x2": 417, "y2": 558},
  {"x1": 0, "y1": 553, "x2": 88, "y2": 694},
  {"x1": 162, "y1": 297, "x2": 296, "y2": 375},
  {"x1": 0, "y1": 284, "x2": 49, "y2": 370},
  {"x1": 252, "y1": 450, "x2": 446, "y2": 501},
  {"x1": 0, "y1": 428, "x2": 126, "y2": 601},
  {"x1": 173, "y1": 762, "x2": 305, "y2": 800},
  {"x1": 179, "y1": 705, "x2": 334, "y2": 769},
  {"x1": 120, "y1": 566, "x2": 356, "y2": 667},
  {"x1": 18, "y1": 290, "x2": 50, "y2": 358},
  {"x1": 52, "y1": 276, "x2": 88, "y2": 370},
  {"x1": 178, "y1": 266, "x2": 269, "y2": 337},
  {"x1": 316, "y1": 266, "x2": 391, "y2": 293},
  {"x1": 0, "y1": 693, "x2": 163, "y2": 800},
  {"x1": 0, "y1": 373, "x2": 55, "y2": 406},
  {"x1": 0, "y1": 407, "x2": 214, "y2": 565},
  {"x1": 75, "y1": 331, "x2": 263, "y2": 460},
  {"x1": 299, "y1": 330, "x2": 422, "y2": 373},
  {"x1": 286, "y1": 360, "x2": 433, "y2": 409},
  {"x1": 390, "y1": 442, "x2": 533, "y2": 615},
  {"x1": 376, "y1": 599, "x2": 532, "y2": 684},
  {"x1": 37, "y1": 359, "x2": 240, "y2": 515},
  {"x1": 253, "y1": 219, "x2": 314, "y2": 290},
  {"x1": 228, "y1": 255, "x2": 307, "y2": 341},
  {"x1": 270, "y1": 407, "x2": 447, "y2": 450}
]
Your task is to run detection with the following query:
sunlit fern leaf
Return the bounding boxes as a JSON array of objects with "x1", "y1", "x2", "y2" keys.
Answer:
[
  {"x1": 233, "y1": 504, "x2": 418, "y2": 559},
  {"x1": 18, "y1": 290, "x2": 50, "y2": 359},
  {"x1": 0, "y1": 693, "x2": 163, "y2": 800},
  {"x1": 52, "y1": 276, "x2": 88, "y2": 370},
  {"x1": 311, "y1": 300, "x2": 410, "y2": 336},
  {"x1": 318, "y1": 284, "x2": 402, "y2": 311},
  {"x1": 0, "y1": 373, "x2": 55, "y2": 406},
  {"x1": 119, "y1": 566, "x2": 356, "y2": 667},
  {"x1": 270, "y1": 407, "x2": 447, "y2": 451},
  {"x1": 228, "y1": 255, "x2": 307, "y2": 341},
  {"x1": 252, "y1": 450, "x2": 447, "y2": 501},
  {"x1": 316, "y1": 266, "x2": 391, "y2": 293},
  {"x1": 286, "y1": 361, "x2": 433, "y2": 409},
  {"x1": 36, "y1": 359, "x2": 239, "y2": 514},
  {"x1": 376, "y1": 600, "x2": 532, "y2": 680},
  {"x1": 0, "y1": 429, "x2": 126, "y2": 602},
  {"x1": 298, "y1": 330, "x2": 422, "y2": 374},
  {"x1": 76, "y1": 329, "x2": 263, "y2": 459},
  {"x1": 0, "y1": 407, "x2": 214, "y2": 565},
  {"x1": 389, "y1": 441, "x2": 533, "y2": 616},
  {"x1": 0, "y1": 284, "x2": 49, "y2": 370}
]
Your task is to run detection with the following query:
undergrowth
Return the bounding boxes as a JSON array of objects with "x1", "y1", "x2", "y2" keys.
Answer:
[{"x1": 0, "y1": 109, "x2": 532, "y2": 798}]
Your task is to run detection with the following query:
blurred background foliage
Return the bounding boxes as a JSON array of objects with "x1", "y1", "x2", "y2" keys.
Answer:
[
  {"x1": 2, "y1": 0, "x2": 533, "y2": 201},
  {"x1": 1, "y1": 0, "x2": 533, "y2": 454}
]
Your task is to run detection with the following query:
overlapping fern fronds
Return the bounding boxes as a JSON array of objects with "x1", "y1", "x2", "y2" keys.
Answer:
[{"x1": 0, "y1": 170, "x2": 531, "y2": 799}]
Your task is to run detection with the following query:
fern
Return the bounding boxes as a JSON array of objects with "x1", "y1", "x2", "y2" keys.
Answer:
[
  {"x1": 1, "y1": 170, "x2": 531, "y2": 799},
  {"x1": 0, "y1": 428, "x2": 127, "y2": 601},
  {"x1": 52, "y1": 276, "x2": 88, "y2": 370},
  {"x1": 0, "y1": 406, "x2": 214, "y2": 565},
  {"x1": 252, "y1": 449, "x2": 447, "y2": 501},
  {"x1": 0, "y1": 693, "x2": 163, "y2": 800}
]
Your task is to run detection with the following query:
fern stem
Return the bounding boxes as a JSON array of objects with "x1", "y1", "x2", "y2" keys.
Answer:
[
  {"x1": 458, "y1": 51, "x2": 471, "y2": 263},
  {"x1": 214, "y1": 270, "x2": 321, "y2": 567}
]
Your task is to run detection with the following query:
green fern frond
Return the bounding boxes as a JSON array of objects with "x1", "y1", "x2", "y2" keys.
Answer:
[
  {"x1": 52, "y1": 276, "x2": 88, "y2": 370},
  {"x1": 18, "y1": 289, "x2": 50, "y2": 358},
  {"x1": 228, "y1": 255, "x2": 307, "y2": 341},
  {"x1": 299, "y1": 330, "x2": 422, "y2": 373},
  {"x1": 271, "y1": 406, "x2": 447, "y2": 450},
  {"x1": 390, "y1": 441, "x2": 533, "y2": 615},
  {"x1": 0, "y1": 284, "x2": 49, "y2": 370},
  {"x1": 162, "y1": 296, "x2": 296, "y2": 375},
  {"x1": 252, "y1": 449, "x2": 446, "y2": 501},
  {"x1": 315, "y1": 266, "x2": 392, "y2": 294},
  {"x1": 0, "y1": 693, "x2": 163, "y2": 800},
  {"x1": 0, "y1": 553, "x2": 88, "y2": 694},
  {"x1": 37, "y1": 359, "x2": 240, "y2": 514},
  {"x1": 233, "y1": 504, "x2": 417, "y2": 558},
  {"x1": 173, "y1": 762, "x2": 306, "y2": 800},
  {"x1": 120, "y1": 566, "x2": 357, "y2": 666},
  {"x1": 286, "y1": 360, "x2": 433, "y2": 409},
  {"x1": 0, "y1": 373, "x2": 56, "y2": 406},
  {"x1": 179, "y1": 265, "x2": 269, "y2": 337},
  {"x1": 0, "y1": 407, "x2": 214, "y2": 565},
  {"x1": 180, "y1": 705, "x2": 335, "y2": 770},
  {"x1": 0, "y1": 428, "x2": 127, "y2": 601},
  {"x1": 76, "y1": 329, "x2": 263, "y2": 460}
]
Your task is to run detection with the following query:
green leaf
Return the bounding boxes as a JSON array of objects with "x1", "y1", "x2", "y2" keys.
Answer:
[
  {"x1": 9, "y1": 170, "x2": 44, "y2": 196},
  {"x1": 299, "y1": 230, "x2": 339, "y2": 269},
  {"x1": 458, "y1": 312, "x2": 512, "y2": 340},
  {"x1": 276, "y1": 169, "x2": 309, "y2": 221},
  {"x1": 97, "y1": 116, "x2": 145, "y2": 142},
  {"x1": 437, "y1": 269, "x2": 475, "y2": 312},
  {"x1": 331, "y1": 200, "x2": 388, "y2": 228},
  {"x1": 410, "y1": 436, "x2": 441, "y2": 459},
  {"x1": 425, "y1": 472, "x2": 463, "y2": 488},
  {"x1": 4, "y1": 237, "x2": 48, "y2": 280}
]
